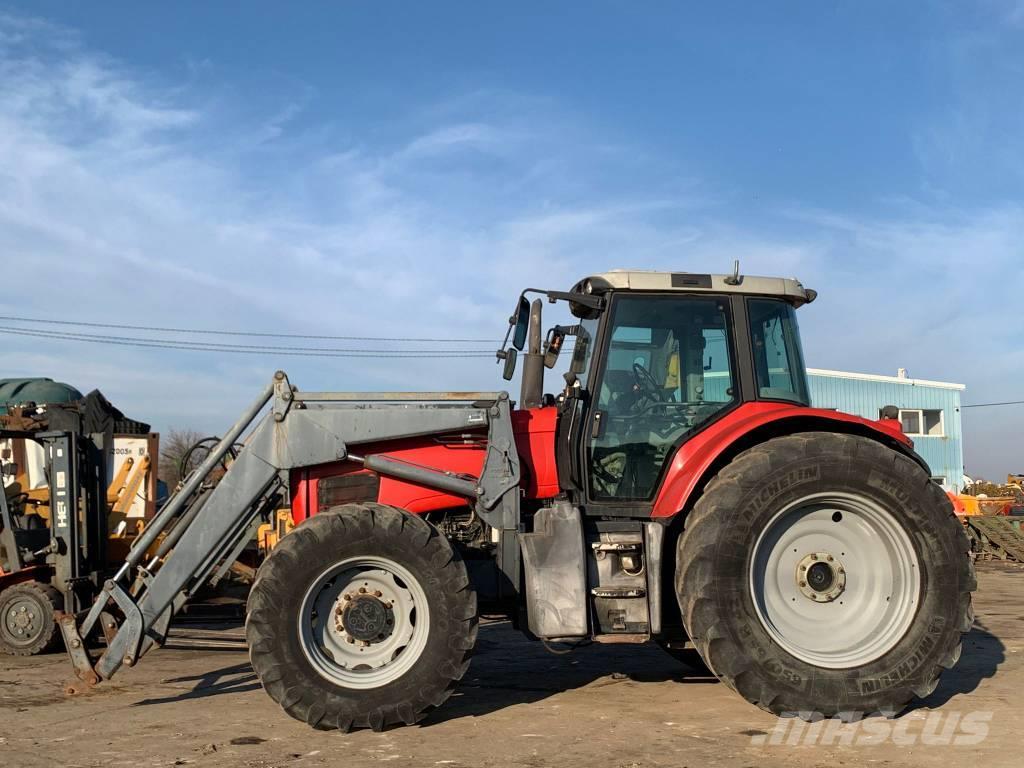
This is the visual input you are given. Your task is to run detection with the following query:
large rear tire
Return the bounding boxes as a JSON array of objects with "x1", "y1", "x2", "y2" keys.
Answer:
[
  {"x1": 0, "y1": 580, "x2": 61, "y2": 656},
  {"x1": 246, "y1": 503, "x2": 477, "y2": 731},
  {"x1": 676, "y1": 432, "x2": 975, "y2": 718}
]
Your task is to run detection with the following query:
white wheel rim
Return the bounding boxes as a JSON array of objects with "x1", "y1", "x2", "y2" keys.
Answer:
[
  {"x1": 749, "y1": 491, "x2": 921, "y2": 668},
  {"x1": 298, "y1": 556, "x2": 430, "y2": 689}
]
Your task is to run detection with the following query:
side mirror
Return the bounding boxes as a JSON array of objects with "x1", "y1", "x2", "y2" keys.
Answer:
[
  {"x1": 500, "y1": 348, "x2": 518, "y2": 381},
  {"x1": 511, "y1": 296, "x2": 530, "y2": 351},
  {"x1": 543, "y1": 326, "x2": 566, "y2": 369},
  {"x1": 570, "y1": 331, "x2": 590, "y2": 374},
  {"x1": 1, "y1": 462, "x2": 17, "y2": 477}
]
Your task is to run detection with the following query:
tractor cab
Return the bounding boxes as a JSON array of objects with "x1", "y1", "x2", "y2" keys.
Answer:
[{"x1": 499, "y1": 267, "x2": 817, "y2": 509}]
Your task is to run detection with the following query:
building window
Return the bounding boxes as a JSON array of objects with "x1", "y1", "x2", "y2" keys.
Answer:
[{"x1": 883, "y1": 408, "x2": 944, "y2": 437}]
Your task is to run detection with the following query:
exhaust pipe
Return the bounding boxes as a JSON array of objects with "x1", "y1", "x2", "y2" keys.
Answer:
[{"x1": 520, "y1": 298, "x2": 544, "y2": 409}]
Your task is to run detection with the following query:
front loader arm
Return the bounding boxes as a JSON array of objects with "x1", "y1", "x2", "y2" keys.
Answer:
[{"x1": 60, "y1": 372, "x2": 521, "y2": 690}]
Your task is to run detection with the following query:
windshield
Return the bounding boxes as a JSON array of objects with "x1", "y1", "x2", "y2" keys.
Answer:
[{"x1": 747, "y1": 299, "x2": 810, "y2": 404}]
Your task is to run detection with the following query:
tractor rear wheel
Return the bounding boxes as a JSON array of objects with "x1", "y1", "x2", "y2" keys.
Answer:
[
  {"x1": 676, "y1": 432, "x2": 975, "y2": 718},
  {"x1": 0, "y1": 580, "x2": 61, "y2": 656},
  {"x1": 246, "y1": 503, "x2": 477, "y2": 731}
]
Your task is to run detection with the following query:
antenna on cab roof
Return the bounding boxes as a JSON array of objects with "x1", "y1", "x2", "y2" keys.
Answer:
[{"x1": 724, "y1": 259, "x2": 742, "y2": 285}]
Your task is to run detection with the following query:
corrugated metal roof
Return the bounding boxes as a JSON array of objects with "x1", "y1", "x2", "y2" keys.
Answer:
[{"x1": 808, "y1": 368, "x2": 964, "y2": 390}]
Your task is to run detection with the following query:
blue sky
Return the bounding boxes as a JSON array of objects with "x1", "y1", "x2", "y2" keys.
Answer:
[{"x1": 0, "y1": 2, "x2": 1022, "y2": 478}]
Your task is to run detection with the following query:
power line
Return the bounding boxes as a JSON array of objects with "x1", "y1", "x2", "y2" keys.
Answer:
[
  {"x1": 0, "y1": 326, "x2": 495, "y2": 355},
  {"x1": 0, "y1": 315, "x2": 499, "y2": 344},
  {"x1": 961, "y1": 400, "x2": 1024, "y2": 409},
  {"x1": 0, "y1": 327, "x2": 498, "y2": 359}
]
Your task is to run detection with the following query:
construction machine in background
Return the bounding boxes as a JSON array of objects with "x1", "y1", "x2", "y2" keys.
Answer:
[
  {"x1": 952, "y1": 477, "x2": 1024, "y2": 563},
  {"x1": 50, "y1": 268, "x2": 972, "y2": 730},
  {"x1": 0, "y1": 387, "x2": 158, "y2": 655}
]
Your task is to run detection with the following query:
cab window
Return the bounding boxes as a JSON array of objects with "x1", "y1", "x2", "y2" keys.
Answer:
[
  {"x1": 587, "y1": 295, "x2": 736, "y2": 501},
  {"x1": 747, "y1": 299, "x2": 810, "y2": 405}
]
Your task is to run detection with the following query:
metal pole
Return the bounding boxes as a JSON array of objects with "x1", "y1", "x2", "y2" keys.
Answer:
[{"x1": 114, "y1": 380, "x2": 276, "y2": 580}]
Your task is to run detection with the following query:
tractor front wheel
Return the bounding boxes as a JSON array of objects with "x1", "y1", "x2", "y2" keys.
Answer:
[
  {"x1": 676, "y1": 432, "x2": 975, "y2": 718},
  {"x1": 246, "y1": 503, "x2": 477, "y2": 731}
]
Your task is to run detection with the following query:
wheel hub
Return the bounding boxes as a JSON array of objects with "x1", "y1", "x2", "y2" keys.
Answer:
[
  {"x1": 300, "y1": 557, "x2": 429, "y2": 690},
  {"x1": 796, "y1": 552, "x2": 846, "y2": 602},
  {"x1": 340, "y1": 595, "x2": 392, "y2": 642},
  {"x1": 4, "y1": 601, "x2": 39, "y2": 640},
  {"x1": 750, "y1": 492, "x2": 921, "y2": 669}
]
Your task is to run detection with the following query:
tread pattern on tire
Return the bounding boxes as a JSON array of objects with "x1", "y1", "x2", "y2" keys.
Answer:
[
  {"x1": 676, "y1": 432, "x2": 975, "y2": 719},
  {"x1": 246, "y1": 503, "x2": 477, "y2": 731}
]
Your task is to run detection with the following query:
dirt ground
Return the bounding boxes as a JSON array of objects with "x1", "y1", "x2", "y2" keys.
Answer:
[{"x1": 0, "y1": 561, "x2": 1019, "y2": 768}]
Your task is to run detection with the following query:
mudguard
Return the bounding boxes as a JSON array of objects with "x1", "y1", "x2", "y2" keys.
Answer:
[{"x1": 651, "y1": 401, "x2": 917, "y2": 518}]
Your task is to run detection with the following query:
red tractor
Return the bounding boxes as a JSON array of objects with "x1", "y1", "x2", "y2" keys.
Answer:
[{"x1": 59, "y1": 269, "x2": 974, "y2": 731}]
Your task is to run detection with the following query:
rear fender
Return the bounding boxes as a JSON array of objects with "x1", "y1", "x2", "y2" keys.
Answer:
[{"x1": 652, "y1": 402, "x2": 923, "y2": 519}]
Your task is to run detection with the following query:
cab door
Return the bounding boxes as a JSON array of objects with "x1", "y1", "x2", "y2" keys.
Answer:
[{"x1": 581, "y1": 293, "x2": 739, "y2": 509}]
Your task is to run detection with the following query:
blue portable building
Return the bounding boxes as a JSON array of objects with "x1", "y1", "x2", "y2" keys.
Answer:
[{"x1": 807, "y1": 368, "x2": 965, "y2": 492}]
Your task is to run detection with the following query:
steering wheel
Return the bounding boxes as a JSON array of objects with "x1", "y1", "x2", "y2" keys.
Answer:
[{"x1": 631, "y1": 362, "x2": 666, "y2": 403}]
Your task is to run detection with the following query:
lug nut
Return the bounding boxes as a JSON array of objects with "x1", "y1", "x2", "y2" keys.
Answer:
[
  {"x1": 374, "y1": 590, "x2": 382, "y2": 598},
  {"x1": 799, "y1": 565, "x2": 806, "y2": 572},
  {"x1": 827, "y1": 555, "x2": 834, "y2": 562},
  {"x1": 347, "y1": 637, "x2": 355, "y2": 644},
  {"x1": 799, "y1": 581, "x2": 806, "y2": 587},
  {"x1": 810, "y1": 554, "x2": 818, "y2": 561},
  {"x1": 358, "y1": 587, "x2": 367, "y2": 594}
]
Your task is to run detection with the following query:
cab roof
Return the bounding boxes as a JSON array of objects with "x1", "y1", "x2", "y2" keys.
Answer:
[{"x1": 572, "y1": 269, "x2": 816, "y2": 307}]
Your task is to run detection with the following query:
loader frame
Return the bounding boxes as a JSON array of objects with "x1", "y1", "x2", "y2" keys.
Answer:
[{"x1": 60, "y1": 371, "x2": 523, "y2": 689}]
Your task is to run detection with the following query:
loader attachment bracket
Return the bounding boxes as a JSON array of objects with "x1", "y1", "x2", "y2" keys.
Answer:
[
  {"x1": 476, "y1": 394, "x2": 522, "y2": 529},
  {"x1": 57, "y1": 612, "x2": 98, "y2": 691}
]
